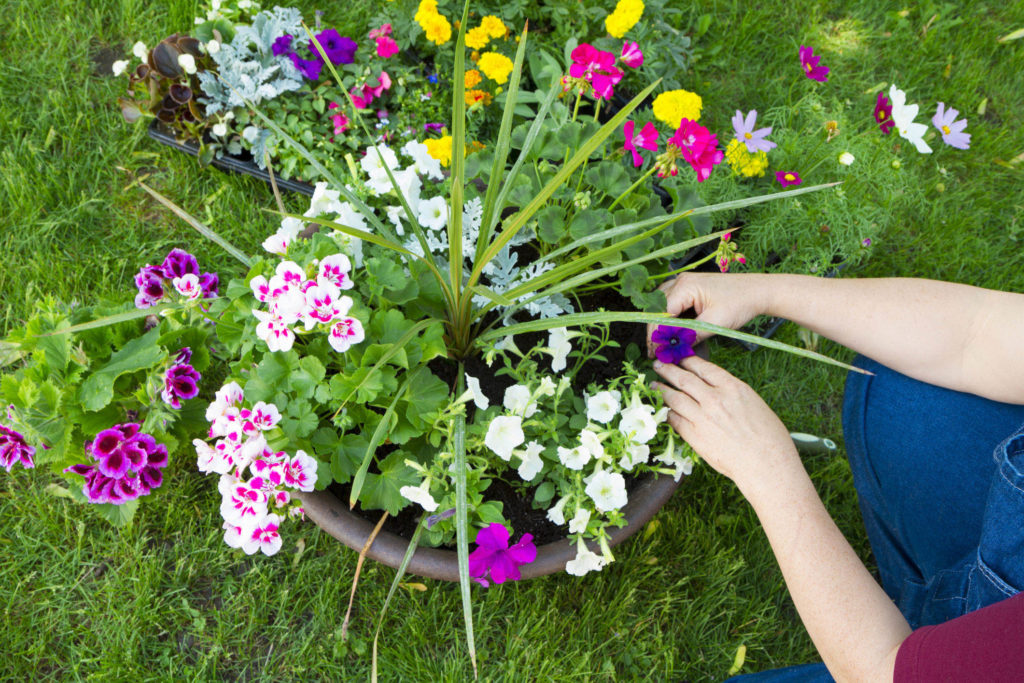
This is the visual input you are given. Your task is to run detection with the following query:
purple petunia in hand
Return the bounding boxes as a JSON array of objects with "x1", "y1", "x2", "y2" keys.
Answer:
[
  {"x1": 468, "y1": 523, "x2": 537, "y2": 587},
  {"x1": 651, "y1": 325, "x2": 697, "y2": 364},
  {"x1": 799, "y1": 45, "x2": 829, "y2": 82}
]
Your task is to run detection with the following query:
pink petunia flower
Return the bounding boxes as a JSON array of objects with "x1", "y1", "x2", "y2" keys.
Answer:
[
  {"x1": 622, "y1": 120, "x2": 659, "y2": 167},
  {"x1": 731, "y1": 109, "x2": 776, "y2": 153},
  {"x1": 799, "y1": 45, "x2": 829, "y2": 82},
  {"x1": 775, "y1": 171, "x2": 802, "y2": 187},
  {"x1": 327, "y1": 102, "x2": 349, "y2": 134},
  {"x1": 873, "y1": 92, "x2": 894, "y2": 134},
  {"x1": 468, "y1": 523, "x2": 537, "y2": 587},
  {"x1": 375, "y1": 36, "x2": 399, "y2": 58},
  {"x1": 932, "y1": 102, "x2": 970, "y2": 150},
  {"x1": 620, "y1": 41, "x2": 643, "y2": 68}
]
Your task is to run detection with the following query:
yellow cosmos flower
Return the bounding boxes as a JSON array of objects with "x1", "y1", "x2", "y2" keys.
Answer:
[
  {"x1": 465, "y1": 26, "x2": 491, "y2": 50},
  {"x1": 424, "y1": 135, "x2": 453, "y2": 167},
  {"x1": 464, "y1": 69, "x2": 482, "y2": 89},
  {"x1": 725, "y1": 138, "x2": 769, "y2": 177},
  {"x1": 477, "y1": 51, "x2": 513, "y2": 84},
  {"x1": 480, "y1": 15, "x2": 507, "y2": 38},
  {"x1": 652, "y1": 89, "x2": 703, "y2": 128}
]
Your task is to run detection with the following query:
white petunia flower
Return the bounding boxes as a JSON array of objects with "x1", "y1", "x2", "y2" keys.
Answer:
[
  {"x1": 359, "y1": 144, "x2": 400, "y2": 177},
  {"x1": 565, "y1": 537, "x2": 607, "y2": 576},
  {"x1": 653, "y1": 433, "x2": 694, "y2": 482},
  {"x1": 401, "y1": 140, "x2": 444, "y2": 180},
  {"x1": 464, "y1": 373, "x2": 490, "y2": 410},
  {"x1": 889, "y1": 85, "x2": 932, "y2": 154},
  {"x1": 557, "y1": 445, "x2": 591, "y2": 471},
  {"x1": 579, "y1": 429, "x2": 605, "y2": 461},
  {"x1": 385, "y1": 205, "x2": 406, "y2": 235},
  {"x1": 241, "y1": 125, "x2": 259, "y2": 143},
  {"x1": 548, "y1": 327, "x2": 573, "y2": 372},
  {"x1": 206, "y1": 39, "x2": 221, "y2": 54},
  {"x1": 177, "y1": 53, "x2": 197, "y2": 75},
  {"x1": 306, "y1": 182, "x2": 344, "y2": 218},
  {"x1": 537, "y1": 376, "x2": 557, "y2": 397},
  {"x1": 618, "y1": 442, "x2": 650, "y2": 471},
  {"x1": 400, "y1": 480, "x2": 438, "y2": 512},
  {"x1": 485, "y1": 415, "x2": 524, "y2": 461},
  {"x1": 390, "y1": 167, "x2": 422, "y2": 214},
  {"x1": 618, "y1": 393, "x2": 658, "y2": 444},
  {"x1": 417, "y1": 195, "x2": 448, "y2": 231},
  {"x1": 585, "y1": 470, "x2": 628, "y2": 512},
  {"x1": 587, "y1": 390, "x2": 621, "y2": 424},
  {"x1": 547, "y1": 495, "x2": 569, "y2": 525},
  {"x1": 515, "y1": 441, "x2": 544, "y2": 481},
  {"x1": 503, "y1": 384, "x2": 538, "y2": 418},
  {"x1": 132, "y1": 41, "x2": 148, "y2": 60},
  {"x1": 111, "y1": 59, "x2": 129, "y2": 76},
  {"x1": 568, "y1": 507, "x2": 591, "y2": 535}
]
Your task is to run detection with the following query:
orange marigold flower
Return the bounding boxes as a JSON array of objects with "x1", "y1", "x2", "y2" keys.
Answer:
[{"x1": 464, "y1": 69, "x2": 482, "y2": 89}]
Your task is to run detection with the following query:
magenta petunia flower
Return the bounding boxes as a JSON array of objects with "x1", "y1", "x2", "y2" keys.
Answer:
[
  {"x1": 375, "y1": 36, "x2": 399, "y2": 59},
  {"x1": 0, "y1": 423, "x2": 35, "y2": 472},
  {"x1": 66, "y1": 423, "x2": 168, "y2": 505},
  {"x1": 775, "y1": 171, "x2": 802, "y2": 187},
  {"x1": 874, "y1": 92, "x2": 894, "y2": 134},
  {"x1": 622, "y1": 120, "x2": 659, "y2": 167},
  {"x1": 468, "y1": 523, "x2": 537, "y2": 587},
  {"x1": 799, "y1": 45, "x2": 829, "y2": 82},
  {"x1": 932, "y1": 102, "x2": 970, "y2": 150},
  {"x1": 651, "y1": 325, "x2": 697, "y2": 364},
  {"x1": 620, "y1": 41, "x2": 643, "y2": 68},
  {"x1": 731, "y1": 110, "x2": 776, "y2": 153}
]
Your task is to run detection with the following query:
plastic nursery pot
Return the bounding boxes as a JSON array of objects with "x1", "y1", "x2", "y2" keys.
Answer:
[{"x1": 296, "y1": 472, "x2": 682, "y2": 582}]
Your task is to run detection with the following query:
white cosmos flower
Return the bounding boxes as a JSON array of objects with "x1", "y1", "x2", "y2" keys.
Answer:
[
  {"x1": 547, "y1": 495, "x2": 569, "y2": 525},
  {"x1": 503, "y1": 384, "x2": 538, "y2": 418},
  {"x1": 618, "y1": 442, "x2": 650, "y2": 471},
  {"x1": 565, "y1": 537, "x2": 607, "y2": 576},
  {"x1": 111, "y1": 59, "x2": 129, "y2": 76},
  {"x1": 557, "y1": 445, "x2": 590, "y2": 471},
  {"x1": 485, "y1": 415, "x2": 524, "y2": 461},
  {"x1": 464, "y1": 373, "x2": 490, "y2": 410},
  {"x1": 515, "y1": 441, "x2": 544, "y2": 481},
  {"x1": 132, "y1": 41, "x2": 148, "y2": 59},
  {"x1": 587, "y1": 390, "x2": 621, "y2": 424},
  {"x1": 889, "y1": 85, "x2": 932, "y2": 154},
  {"x1": 579, "y1": 429, "x2": 605, "y2": 461},
  {"x1": 568, "y1": 507, "x2": 591, "y2": 535},
  {"x1": 585, "y1": 470, "x2": 628, "y2": 512},
  {"x1": 177, "y1": 53, "x2": 197, "y2": 75},
  {"x1": 618, "y1": 393, "x2": 658, "y2": 444},
  {"x1": 399, "y1": 480, "x2": 438, "y2": 512},
  {"x1": 417, "y1": 195, "x2": 448, "y2": 231},
  {"x1": 548, "y1": 327, "x2": 573, "y2": 372}
]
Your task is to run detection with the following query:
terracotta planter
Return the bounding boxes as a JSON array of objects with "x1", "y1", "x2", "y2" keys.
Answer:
[{"x1": 298, "y1": 471, "x2": 682, "y2": 581}]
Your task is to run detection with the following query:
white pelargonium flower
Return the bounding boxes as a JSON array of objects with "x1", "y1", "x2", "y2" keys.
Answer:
[
  {"x1": 547, "y1": 495, "x2": 569, "y2": 525},
  {"x1": 111, "y1": 59, "x2": 129, "y2": 76},
  {"x1": 568, "y1": 507, "x2": 591, "y2": 535},
  {"x1": 889, "y1": 85, "x2": 932, "y2": 154},
  {"x1": 587, "y1": 390, "x2": 621, "y2": 424},
  {"x1": 585, "y1": 470, "x2": 628, "y2": 512},
  {"x1": 557, "y1": 445, "x2": 591, "y2": 471},
  {"x1": 618, "y1": 393, "x2": 658, "y2": 444},
  {"x1": 132, "y1": 41, "x2": 148, "y2": 60},
  {"x1": 177, "y1": 53, "x2": 197, "y2": 75},
  {"x1": 565, "y1": 537, "x2": 607, "y2": 576},
  {"x1": 399, "y1": 480, "x2": 438, "y2": 512},
  {"x1": 417, "y1": 195, "x2": 448, "y2": 231},
  {"x1": 515, "y1": 441, "x2": 544, "y2": 481},
  {"x1": 464, "y1": 373, "x2": 490, "y2": 410},
  {"x1": 548, "y1": 327, "x2": 573, "y2": 372},
  {"x1": 485, "y1": 415, "x2": 525, "y2": 461},
  {"x1": 503, "y1": 384, "x2": 538, "y2": 418}
]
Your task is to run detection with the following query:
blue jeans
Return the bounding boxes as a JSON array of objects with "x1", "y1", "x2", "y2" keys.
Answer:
[{"x1": 728, "y1": 356, "x2": 1024, "y2": 681}]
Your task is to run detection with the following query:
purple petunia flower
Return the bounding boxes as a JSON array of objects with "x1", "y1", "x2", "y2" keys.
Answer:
[
  {"x1": 775, "y1": 171, "x2": 802, "y2": 187},
  {"x1": 468, "y1": 523, "x2": 537, "y2": 587},
  {"x1": 932, "y1": 102, "x2": 970, "y2": 150},
  {"x1": 651, "y1": 325, "x2": 697, "y2": 364},
  {"x1": 65, "y1": 423, "x2": 168, "y2": 505},
  {"x1": 162, "y1": 363, "x2": 201, "y2": 409},
  {"x1": 314, "y1": 29, "x2": 358, "y2": 65},
  {"x1": 272, "y1": 34, "x2": 294, "y2": 57},
  {"x1": 874, "y1": 92, "x2": 894, "y2": 134},
  {"x1": 799, "y1": 45, "x2": 829, "y2": 82},
  {"x1": 289, "y1": 52, "x2": 324, "y2": 80},
  {"x1": 0, "y1": 423, "x2": 36, "y2": 472},
  {"x1": 731, "y1": 109, "x2": 776, "y2": 154}
]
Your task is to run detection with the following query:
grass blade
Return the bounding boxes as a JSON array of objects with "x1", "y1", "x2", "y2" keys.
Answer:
[
  {"x1": 371, "y1": 515, "x2": 427, "y2": 683},
  {"x1": 448, "y1": 1, "x2": 471, "y2": 300},
  {"x1": 137, "y1": 181, "x2": 252, "y2": 266},
  {"x1": 452, "y1": 365, "x2": 477, "y2": 679},
  {"x1": 35, "y1": 302, "x2": 183, "y2": 336},
  {"x1": 340, "y1": 511, "x2": 388, "y2": 640}
]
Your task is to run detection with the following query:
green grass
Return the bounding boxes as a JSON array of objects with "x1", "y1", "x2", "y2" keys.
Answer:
[{"x1": 2, "y1": 0, "x2": 1023, "y2": 680}]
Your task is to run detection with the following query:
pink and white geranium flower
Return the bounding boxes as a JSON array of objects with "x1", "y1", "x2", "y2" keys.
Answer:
[
  {"x1": 242, "y1": 514, "x2": 283, "y2": 556},
  {"x1": 173, "y1": 274, "x2": 203, "y2": 301},
  {"x1": 328, "y1": 317, "x2": 365, "y2": 353},
  {"x1": 318, "y1": 253, "x2": 355, "y2": 290}
]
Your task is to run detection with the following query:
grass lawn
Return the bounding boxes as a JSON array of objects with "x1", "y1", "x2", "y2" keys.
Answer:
[{"x1": 2, "y1": 0, "x2": 1022, "y2": 679}]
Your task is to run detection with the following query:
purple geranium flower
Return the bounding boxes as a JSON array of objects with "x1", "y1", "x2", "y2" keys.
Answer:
[
  {"x1": 315, "y1": 29, "x2": 358, "y2": 65},
  {"x1": 0, "y1": 423, "x2": 36, "y2": 472},
  {"x1": 66, "y1": 423, "x2": 168, "y2": 505},
  {"x1": 160, "y1": 248, "x2": 200, "y2": 280},
  {"x1": 651, "y1": 325, "x2": 697, "y2": 364},
  {"x1": 134, "y1": 268, "x2": 166, "y2": 309},
  {"x1": 731, "y1": 110, "x2": 776, "y2": 153},
  {"x1": 799, "y1": 45, "x2": 829, "y2": 82},
  {"x1": 272, "y1": 34, "x2": 294, "y2": 57},
  {"x1": 199, "y1": 271, "x2": 219, "y2": 299},
  {"x1": 162, "y1": 363, "x2": 201, "y2": 409},
  {"x1": 932, "y1": 102, "x2": 970, "y2": 150},
  {"x1": 468, "y1": 523, "x2": 537, "y2": 587},
  {"x1": 174, "y1": 347, "x2": 192, "y2": 364}
]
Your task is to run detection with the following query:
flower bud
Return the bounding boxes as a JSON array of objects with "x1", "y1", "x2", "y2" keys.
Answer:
[{"x1": 178, "y1": 53, "x2": 197, "y2": 75}]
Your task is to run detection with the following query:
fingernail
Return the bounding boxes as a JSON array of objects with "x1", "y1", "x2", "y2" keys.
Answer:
[
  {"x1": 653, "y1": 360, "x2": 662, "y2": 369},
  {"x1": 650, "y1": 381, "x2": 660, "y2": 390}
]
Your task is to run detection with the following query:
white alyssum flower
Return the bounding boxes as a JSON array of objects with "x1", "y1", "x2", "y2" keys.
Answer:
[
  {"x1": 547, "y1": 495, "x2": 569, "y2": 525},
  {"x1": 585, "y1": 470, "x2": 628, "y2": 512},
  {"x1": 618, "y1": 393, "x2": 658, "y2": 444},
  {"x1": 485, "y1": 415, "x2": 524, "y2": 461},
  {"x1": 548, "y1": 327, "x2": 573, "y2": 372},
  {"x1": 464, "y1": 373, "x2": 490, "y2": 410},
  {"x1": 132, "y1": 41, "x2": 148, "y2": 60},
  {"x1": 557, "y1": 445, "x2": 591, "y2": 471},
  {"x1": 838, "y1": 151, "x2": 855, "y2": 166},
  {"x1": 888, "y1": 84, "x2": 932, "y2": 154},
  {"x1": 515, "y1": 441, "x2": 544, "y2": 481},
  {"x1": 399, "y1": 480, "x2": 438, "y2": 512},
  {"x1": 177, "y1": 53, "x2": 197, "y2": 75},
  {"x1": 579, "y1": 428, "x2": 605, "y2": 461},
  {"x1": 587, "y1": 390, "x2": 621, "y2": 424},
  {"x1": 417, "y1": 195, "x2": 448, "y2": 231},
  {"x1": 565, "y1": 538, "x2": 607, "y2": 576},
  {"x1": 503, "y1": 384, "x2": 538, "y2": 418},
  {"x1": 568, "y1": 507, "x2": 591, "y2": 535},
  {"x1": 111, "y1": 59, "x2": 129, "y2": 76}
]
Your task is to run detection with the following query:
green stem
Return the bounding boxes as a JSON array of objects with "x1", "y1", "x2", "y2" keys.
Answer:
[
  {"x1": 646, "y1": 250, "x2": 719, "y2": 280},
  {"x1": 608, "y1": 165, "x2": 658, "y2": 211}
]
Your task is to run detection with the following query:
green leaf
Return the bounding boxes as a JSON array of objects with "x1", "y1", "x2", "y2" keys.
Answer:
[
  {"x1": 533, "y1": 481, "x2": 555, "y2": 505},
  {"x1": 475, "y1": 500, "x2": 505, "y2": 526},
  {"x1": 36, "y1": 303, "x2": 181, "y2": 337},
  {"x1": 0, "y1": 340, "x2": 24, "y2": 368},
  {"x1": 586, "y1": 161, "x2": 631, "y2": 197},
  {"x1": 372, "y1": 516, "x2": 427, "y2": 683},
  {"x1": 282, "y1": 399, "x2": 318, "y2": 439},
  {"x1": 78, "y1": 329, "x2": 164, "y2": 411},
  {"x1": 289, "y1": 355, "x2": 327, "y2": 399},
  {"x1": 568, "y1": 208, "x2": 613, "y2": 241},
  {"x1": 535, "y1": 205, "x2": 566, "y2": 244},
  {"x1": 92, "y1": 498, "x2": 140, "y2": 527},
  {"x1": 360, "y1": 449, "x2": 419, "y2": 516}
]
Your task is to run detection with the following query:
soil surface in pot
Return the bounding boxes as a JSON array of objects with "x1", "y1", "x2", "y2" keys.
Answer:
[{"x1": 327, "y1": 284, "x2": 653, "y2": 547}]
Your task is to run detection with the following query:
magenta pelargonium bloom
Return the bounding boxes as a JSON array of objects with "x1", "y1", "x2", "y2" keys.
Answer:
[
  {"x1": 569, "y1": 43, "x2": 623, "y2": 100},
  {"x1": 651, "y1": 325, "x2": 697, "y2": 364},
  {"x1": 468, "y1": 523, "x2": 537, "y2": 587},
  {"x1": 162, "y1": 362, "x2": 201, "y2": 410},
  {"x1": 134, "y1": 249, "x2": 218, "y2": 308},
  {"x1": 775, "y1": 171, "x2": 802, "y2": 187},
  {"x1": 620, "y1": 41, "x2": 643, "y2": 68},
  {"x1": 65, "y1": 423, "x2": 168, "y2": 505},
  {"x1": 932, "y1": 102, "x2": 970, "y2": 150},
  {"x1": 799, "y1": 45, "x2": 829, "y2": 82},
  {"x1": 731, "y1": 110, "x2": 776, "y2": 153},
  {"x1": 670, "y1": 118, "x2": 724, "y2": 182},
  {"x1": 0, "y1": 423, "x2": 36, "y2": 472},
  {"x1": 622, "y1": 120, "x2": 659, "y2": 167}
]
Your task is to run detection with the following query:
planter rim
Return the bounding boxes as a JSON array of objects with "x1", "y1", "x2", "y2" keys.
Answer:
[{"x1": 297, "y1": 472, "x2": 681, "y2": 582}]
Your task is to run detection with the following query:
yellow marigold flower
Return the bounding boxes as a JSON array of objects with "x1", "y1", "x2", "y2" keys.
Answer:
[
  {"x1": 725, "y1": 138, "x2": 769, "y2": 178},
  {"x1": 414, "y1": 0, "x2": 438, "y2": 23},
  {"x1": 652, "y1": 89, "x2": 703, "y2": 128},
  {"x1": 605, "y1": 0, "x2": 644, "y2": 38},
  {"x1": 465, "y1": 26, "x2": 491, "y2": 50},
  {"x1": 424, "y1": 135, "x2": 453, "y2": 167},
  {"x1": 477, "y1": 51, "x2": 513, "y2": 84},
  {"x1": 480, "y1": 15, "x2": 507, "y2": 38},
  {"x1": 466, "y1": 89, "x2": 493, "y2": 107},
  {"x1": 423, "y1": 14, "x2": 452, "y2": 45},
  {"x1": 464, "y1": 69, "x2": 482, "y2": 89}
]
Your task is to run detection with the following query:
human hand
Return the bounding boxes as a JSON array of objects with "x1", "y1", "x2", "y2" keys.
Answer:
[
  {"x1": 651, "y1": 355, "x2": 801, "y2": 495},
  {"x1": 647, "y1": 273, "x2": 769, "y2": 357}
]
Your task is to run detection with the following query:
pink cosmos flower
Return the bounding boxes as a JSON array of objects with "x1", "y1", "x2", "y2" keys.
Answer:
[
  {"x1": 775, "y1": 171, "x2": 802, "y2": 187},
  {"x1": 731, "y1": 109, "x2": 776, "y2": 153},
  {"x1": 932, "y1": 102, "x2": 970, "y2": 150},
  {"x1": 799, "y1": 45, "x2": 829, "y2": 82},
  {"x1": 620, "y1": 41, "x2": 643, "y2": 68},
  {"x1": 468, "y1": 523, "x2": 537, "y2": 587},
  {"x1": 622, "y1": 120, "x2": 659, "y2": 167}
]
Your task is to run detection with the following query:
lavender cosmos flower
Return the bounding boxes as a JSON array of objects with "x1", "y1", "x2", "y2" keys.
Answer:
[
  {"x1": 271, "y1": 34, "x2": 294, "y2": 57},
  {"x1": 799, "y1": 45, "x2": 829, "y2": 82},
  {"x1": 65, "y1": 423, "x2": 168, "y2": 505},
  {"x1": 314, "y1": 29, "x2": 358, "y2": 65},
  {"x1": 468, "y1": 523, "x2": 537, "y2": 587},
  {"x1": 775, "y1": 171, "x2": 802, "y2": 187},
  {"x1": 651, "y1": 325, "x2": 697, "y2": 364},
  {"x1": 0, "y1": 423, "x2": 35, "y2": 472},
  {"x1": 731, "y1": 110, "x2": 776, "y2": 153},
  {"x1": 874, "y1": 91, "x2": 895, "y2": 134},
  {"x1": 932, "y1": 102, "x2": 970, "y2": 150},
  {"x1": 162, "y1": 363, "x2": 201, "y2": 409}
]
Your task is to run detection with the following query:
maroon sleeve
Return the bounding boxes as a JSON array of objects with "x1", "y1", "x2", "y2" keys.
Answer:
[{"x1": 894, "y1": 592, "x2": 1024, "y2": 682}]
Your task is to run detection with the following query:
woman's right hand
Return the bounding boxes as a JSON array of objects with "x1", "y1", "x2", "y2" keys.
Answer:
[{"x1": 647, "y1": 272, "x2": 770, "y2": 357}]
